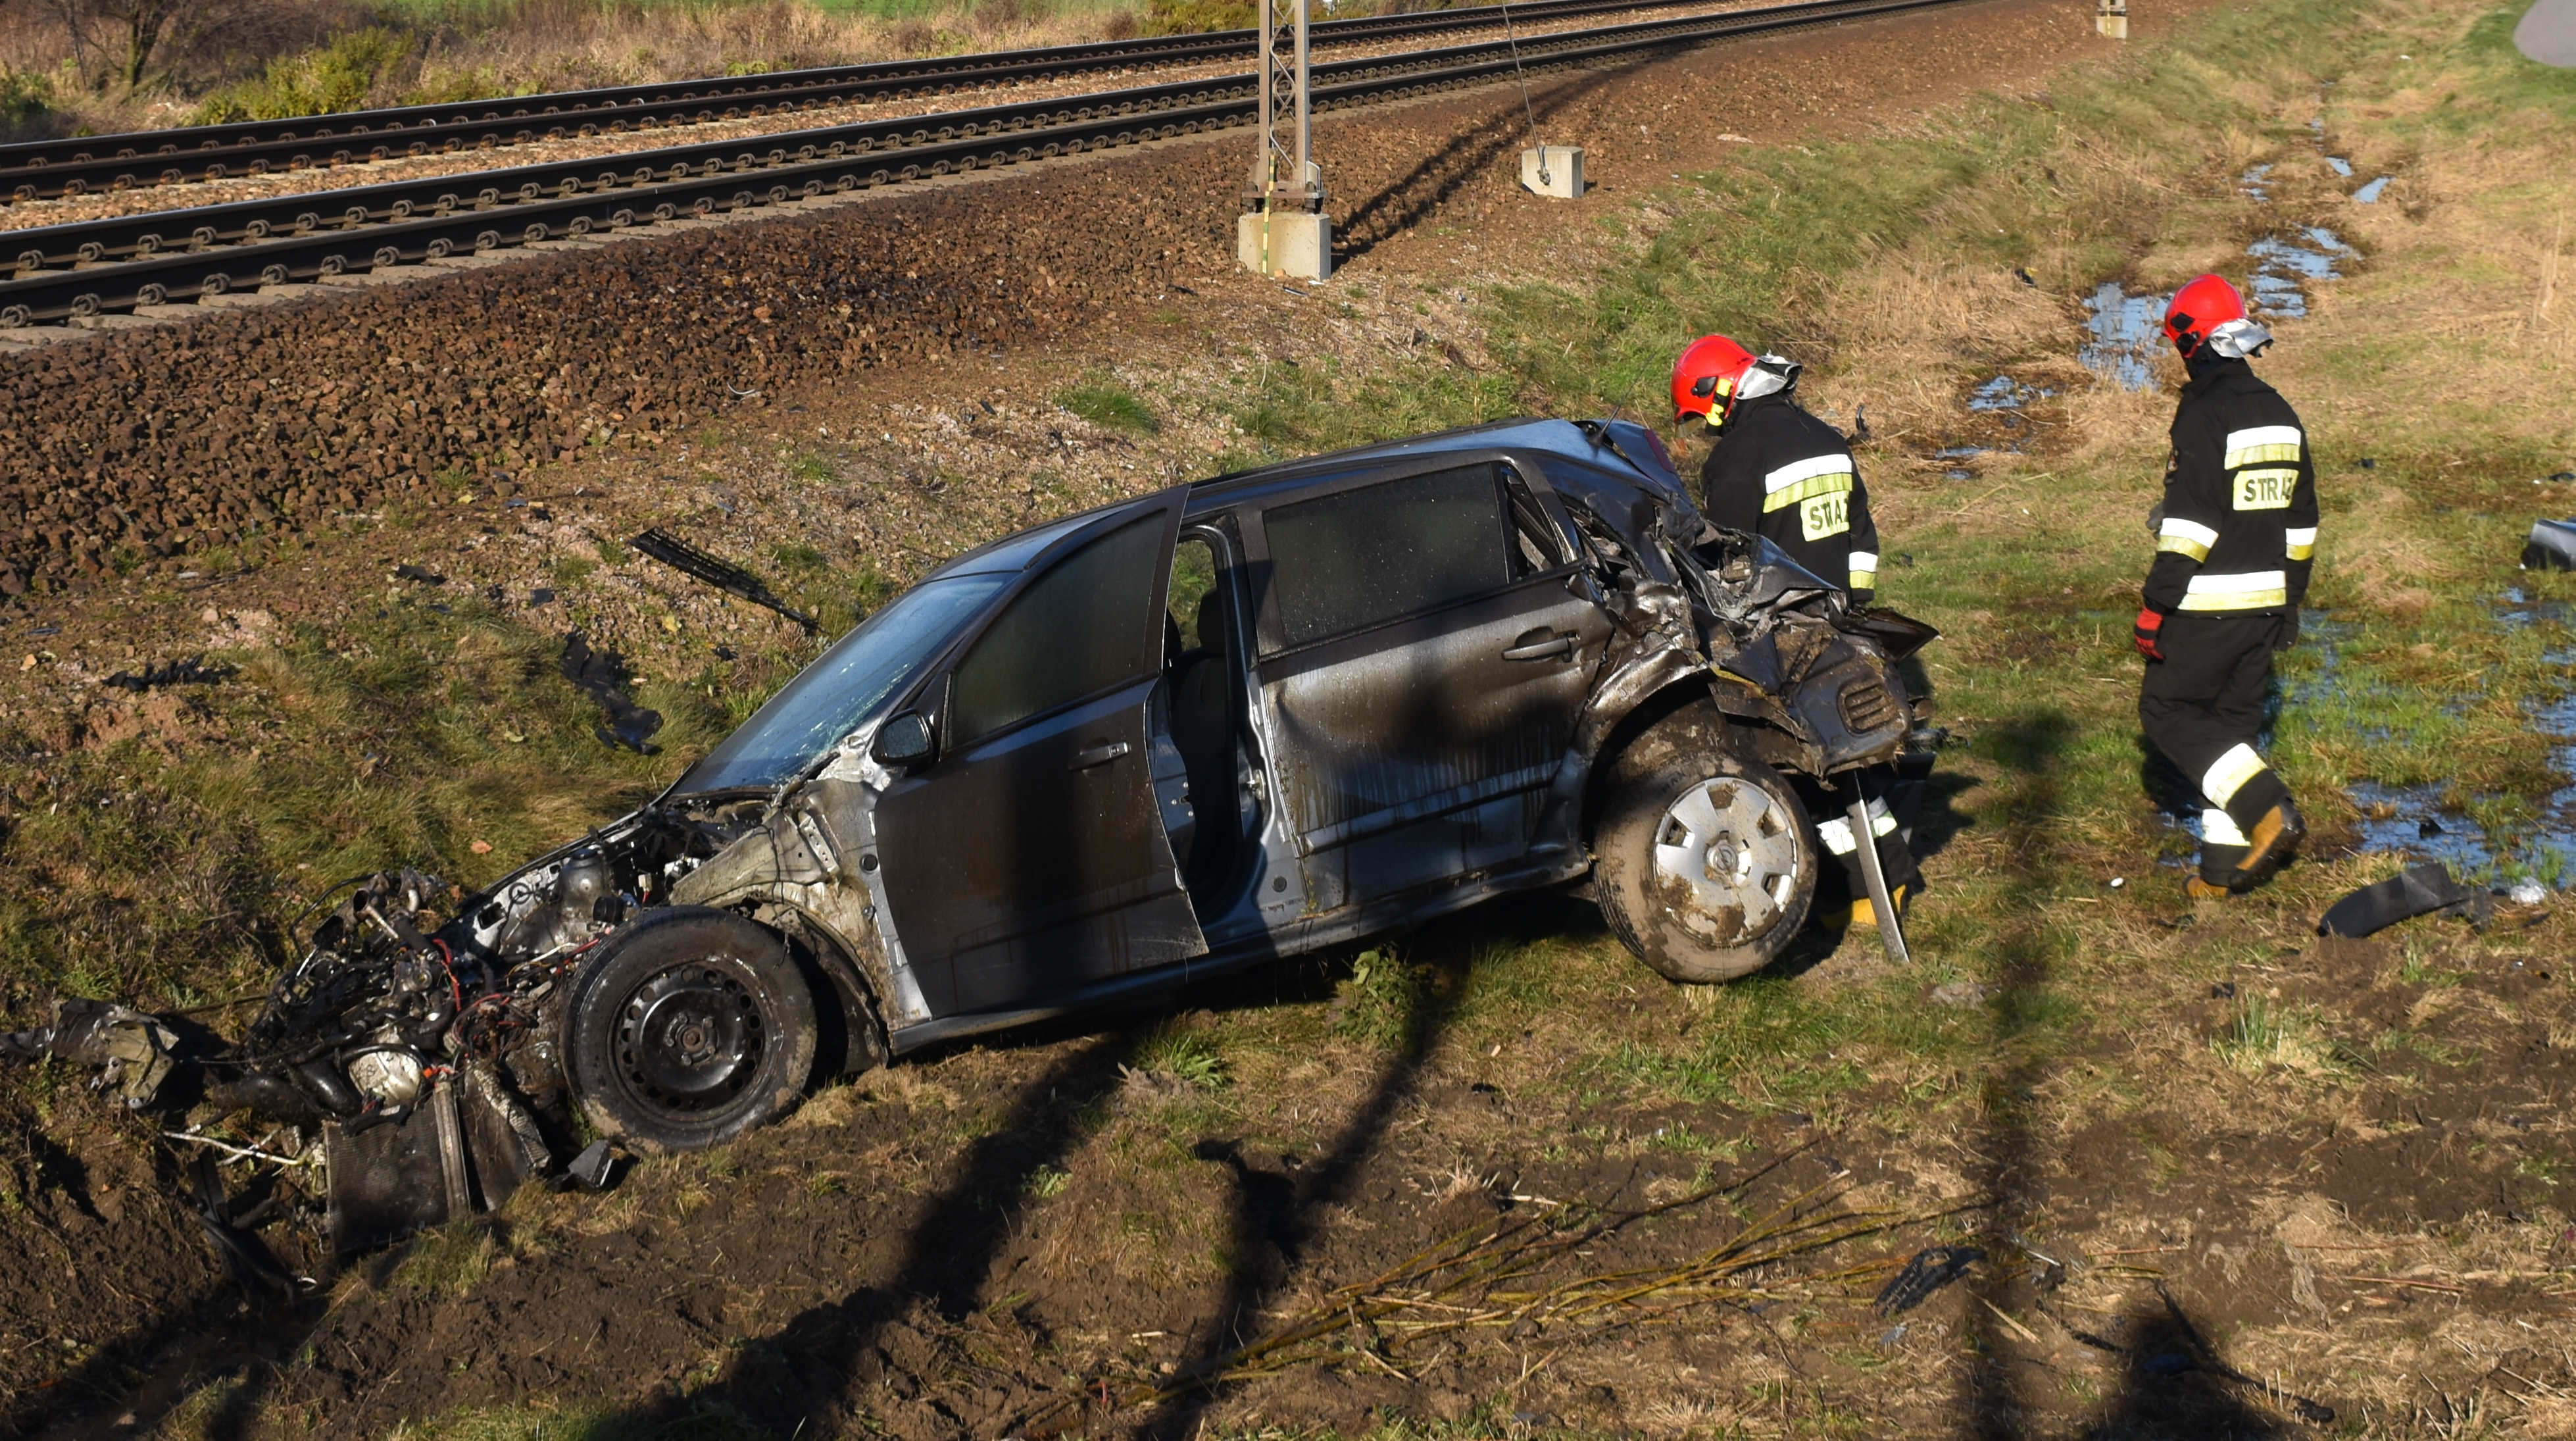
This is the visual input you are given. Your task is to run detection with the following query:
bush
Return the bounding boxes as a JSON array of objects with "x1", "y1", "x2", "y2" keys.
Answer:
[
  {"x1": 193, "y1": 28, "x2": 414, "y2": 124},
  {"x1": 0, "y1": 68, "x2": 55, "y2": 134},
  {"x1": 1143, "y1": 0, "x2": 1254, "y2": 34}
]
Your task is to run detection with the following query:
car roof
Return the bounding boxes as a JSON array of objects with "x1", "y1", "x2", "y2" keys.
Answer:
[
  {"x1": 918, "y1": 418, "x2": 1645, "y2": 581},
  {"x1": 1189, "y1": 418, "x2": 1622, "y2": 501}
]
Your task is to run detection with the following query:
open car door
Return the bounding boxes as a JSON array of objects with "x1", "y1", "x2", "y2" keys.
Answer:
[{"x1": 871, "y1": 489, "x2": 1206, "y2": 1015}]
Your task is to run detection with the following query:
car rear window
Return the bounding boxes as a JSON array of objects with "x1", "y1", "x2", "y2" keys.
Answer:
[
  {"x1": 1263, "y1": 465, "x2": 1508, "y2": 648},
  {"x1": 948, "y1": 513, "x2": 1164, "y2": 744}
]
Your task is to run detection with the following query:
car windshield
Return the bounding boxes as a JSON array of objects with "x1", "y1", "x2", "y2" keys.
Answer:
[{"x1": 675, "y1": 573, "x2": 1009, "y2": 794}]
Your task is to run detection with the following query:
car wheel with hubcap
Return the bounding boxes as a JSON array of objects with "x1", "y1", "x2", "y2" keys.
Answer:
[
  {"x1": 565, "y1": 907, "x2": 817, "y2": 1151},
  {"x1": 1595, "y1": 708, "x2": 1815, "y2": 983}
]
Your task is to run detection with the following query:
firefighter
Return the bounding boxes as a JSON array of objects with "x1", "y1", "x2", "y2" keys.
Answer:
[
  {"x1": 1672, "y1": 334, "x2": 1914, "y2": 928},
  {"x1": 2133, "y1": 274, "x2": 2314, "y2": 898},
  {"x1": 1671, "y1": 335, "x2": 1881, "y2": 600}
]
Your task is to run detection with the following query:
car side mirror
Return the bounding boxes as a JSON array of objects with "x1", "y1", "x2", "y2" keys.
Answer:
[{"x1": 871, "y1": 711, "x2": 937, "y2": 768}]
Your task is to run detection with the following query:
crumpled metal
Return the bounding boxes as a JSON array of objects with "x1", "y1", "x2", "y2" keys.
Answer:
[{"x1": 0, "y1": 998, "x2": 180, "y2": 1108}]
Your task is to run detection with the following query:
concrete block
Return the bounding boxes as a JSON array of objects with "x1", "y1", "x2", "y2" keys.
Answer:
[
  {"x1": 2094, "y1": 0, "x2": 2127, "y2": 38},
  {"x1": 1520, "y1": 145, "x2": 1585, "y2": 200},
  {"x1": 1237, "y1": 211, "x2": 1332, "y2": 282}
]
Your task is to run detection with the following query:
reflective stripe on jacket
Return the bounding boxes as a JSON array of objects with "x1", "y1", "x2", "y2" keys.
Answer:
[
  {"x1": 2143, "y1": 360, "x2": 2319, "y2": 615},
  {"x1": 1699, "y1": 393, "x2": 1880, "y2": 596}
]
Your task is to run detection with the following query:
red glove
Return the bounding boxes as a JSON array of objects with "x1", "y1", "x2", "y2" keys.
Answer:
[{"x1": 2133, "y1": 606, "x2": 2166, "y2": 660}]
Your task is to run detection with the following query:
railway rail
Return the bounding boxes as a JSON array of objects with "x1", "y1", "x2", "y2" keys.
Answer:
[
  {"x1": 0, "y1": 0, "x2": 1729, "y2": 203},
  {"x1": 0, "y1": 0, "x2": 1975, "y2": 329}
]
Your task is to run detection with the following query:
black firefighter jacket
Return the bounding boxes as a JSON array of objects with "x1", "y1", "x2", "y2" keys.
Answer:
[
  {"x1": 1698, "y1": 393, "x2": 1879, "y2": 599},
  {"x1": 2144, "y1": 358, "x2": 2319, "y2": 617}
]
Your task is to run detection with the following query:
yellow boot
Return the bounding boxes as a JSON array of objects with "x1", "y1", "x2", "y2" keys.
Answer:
[{"x1": 1845, "y1": 886, "x2": 1909, "y2": 928}]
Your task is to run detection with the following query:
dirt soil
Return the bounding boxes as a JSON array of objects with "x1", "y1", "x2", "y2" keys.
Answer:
[{"x1": 41, "y1": 0, "x2": 2573, "y2": 1437}]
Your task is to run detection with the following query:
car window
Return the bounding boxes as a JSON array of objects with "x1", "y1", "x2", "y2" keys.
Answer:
[
  {"x1": 675, "y1": 572, "x2": 1010, "y2": 794},
  {"x1": 1263, "y1": 465, "x2": 1509, "y2": 648},
  {"x1": 1169, "y1": 534, "x2": 1220, "y2": 654},
  {"x1": 949, "y1": 513, "x2": 1164, "y2": 744},
  {"x1": 1504, "y1": 468, "x2": 1569, "y2": 578}
]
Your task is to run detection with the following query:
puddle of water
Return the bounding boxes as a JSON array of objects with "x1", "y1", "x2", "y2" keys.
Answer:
[
  {"x1": 2325, "y1": 598, "x2": 2576, "y2": 886},
  {"x1": 2245, "y1": 226, "x2": 2350, "y2": 318},
  {"x1": 1935, "y1": 445, "x2": 1985, "y2": 461},
  {"x1": 2079, "y1": 282, "x2": 2167, "y2": 392},
  {"x1": 2353, "y1": 175, "x2": 2392, "y2": 203},
  {"x1": 2346, "y1": 780, "x2": 2504, "y2": 872},
  {"x1": 2499, "y1": 586, "x2": 2575, "y2": 631},
  {"x1": 1968, "y1": 374, "x2": 2053, "y2": 414},
  {"x1": 2241, "y1": 163, "x2": 2275, "y2": 201},
  {"x1": 2325, "y1": 155, "x2": 2355, "y2": 178}
]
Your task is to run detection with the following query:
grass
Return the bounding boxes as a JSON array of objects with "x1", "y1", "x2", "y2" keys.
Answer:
[
  {"x1": 0, "y1": 590, "x2": 726, "y2": 1013},
  {"x1": 1053, "y1": 378, "x2": 1160, "y2": 434}
]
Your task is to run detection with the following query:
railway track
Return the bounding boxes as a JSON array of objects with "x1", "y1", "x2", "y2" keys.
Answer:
[
  {"x1": 0, "y1": 0, "x2": 1975, "y2": 329},
  {"x1": 0, "y1": 0, "x2": 1731, "y2": 204}
]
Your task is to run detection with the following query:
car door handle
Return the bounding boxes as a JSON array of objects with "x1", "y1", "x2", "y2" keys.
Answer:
[
  {"x1": 1070, "y1": 740, "x2": 1131, "y2": 770},
  {"x1": 1502, "y1": 630, "x2": 1575, "y2": 661}
]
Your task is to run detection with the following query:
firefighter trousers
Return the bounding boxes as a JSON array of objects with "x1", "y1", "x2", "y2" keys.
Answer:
[
  {"x1": 2139, "y1": 612, "x2": 2294, "y2": 857},
  {"x1": 1811, "y1": 767, "x2": 1923, "y2": 909}
]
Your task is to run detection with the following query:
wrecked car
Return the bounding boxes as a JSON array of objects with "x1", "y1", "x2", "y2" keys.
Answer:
[{"x1": 11, "y1": 418, "x2": 1936, "y2": 1246}]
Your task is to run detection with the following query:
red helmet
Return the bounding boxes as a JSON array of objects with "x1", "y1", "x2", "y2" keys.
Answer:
[
  {"x1": 2163, "y1": 274, "x2": 2271, "y2": 360},
  {"x1": 1672, "y1": 334, "x2": 1796, "y2": 426}
]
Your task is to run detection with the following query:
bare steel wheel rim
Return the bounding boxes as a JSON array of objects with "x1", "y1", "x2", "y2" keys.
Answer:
[
  {"x1": 1648, "y1": 777, "x2": 1800, "y2": 947},
  {"x1": 614, "y1": 960, "x2": 766, "y2": 1117}
]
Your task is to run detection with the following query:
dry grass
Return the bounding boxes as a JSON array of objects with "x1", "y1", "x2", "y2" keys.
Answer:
[{"x1": 0, "y1": 0, "x2": 1154, "y2": 143}]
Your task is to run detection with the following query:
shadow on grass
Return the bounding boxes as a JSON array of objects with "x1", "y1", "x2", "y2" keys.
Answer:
[
  {"x1": 583, "y1": 1022, "x2": 1156, "y2": 1439},
  {"x1": 1960, "y1": 709, "x2": 2068, "y2": 1438},
  {"x1": 1335, "y1": 64, "x2": 1636, "y2": 265},
  {"x1": 1135, "y1": 921, "x2": 1483, "y2": 1440},
  {"x1": 1963, "y1": 713, "x2": 2301, "y2": 1437}
]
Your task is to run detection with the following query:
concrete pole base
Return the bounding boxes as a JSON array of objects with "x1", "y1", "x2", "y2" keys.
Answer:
[
  {"x1": 1237, "y1": 211, "x2": 1333, "y2": 281},
  {"x1": 1520, "y1": 146, "x2": 1585, "y2": 199},
  {"x1": 2094, "y1": 1, "x2": 2127, "y2": 38}
]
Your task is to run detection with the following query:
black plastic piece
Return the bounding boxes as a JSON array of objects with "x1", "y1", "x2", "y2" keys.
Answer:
[
  {"x1": 2317, "y1": 861, "x2": 2492, "y2": 938},
  {"x1": 629, "y1": 528, "x2": 820, "y2": 634},
  {"x1": 2523, "y1": 518, "x2": 2576, "y2": 572},
  {"x1": 565, "y1": 1139, "x2": 618, "y2": 1192},
  {"x1": 559, "y1": 631, "x2": 665, "y2": 753},
  {"x1": 1874, "y1": 1245, "x2": 1984, "y2": 1315}
]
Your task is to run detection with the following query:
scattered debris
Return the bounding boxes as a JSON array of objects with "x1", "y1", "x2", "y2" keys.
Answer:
[
  {"x1": 2316, "y1": 861, "x2": 2493, "y2": 938},
  {"x1": 1873, "y1": 1244, "x2": 1983, "y2": 1315},
  {"x1": 2507, "y1": 878, "x2": 2550, "y2": 905},
  {"x1": 0, "y1": 998, "x2": 178, "y2": 1107},
  {"x1": 558, "y1": 630, "x2": 664, "y2": 753},
  {"x1": 392, "y1": 564, "x2": 447, "y2": 586},
  {"x1": 629, "y1": 528, "x2": 820, "y2": 634},
  {"x1": 102, "y1": 656, "x2": 232, "y2": 692},
  {"x1": 2523, "y1": 518, "x2": 2576, "y2": 570},
  {"x1": 564, "y1": 1139, "x2": 620, "y2": 1192}
]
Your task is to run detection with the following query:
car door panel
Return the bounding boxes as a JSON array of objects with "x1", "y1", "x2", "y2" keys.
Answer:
[
  {"x1": 1260, "y1": 582, "x2": 1582, "y2": 855},
  {"x1": 871, "y1": 492, "x2": 1206, "y2": 1015},
  {"x1": 1247, "y1": 459, "x2": 1613, "y2": 911}
]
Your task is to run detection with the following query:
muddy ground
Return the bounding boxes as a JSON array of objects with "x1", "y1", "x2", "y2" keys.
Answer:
[{"x1": 12, "y1": 0, "x2": 2576, "y2": 1435}]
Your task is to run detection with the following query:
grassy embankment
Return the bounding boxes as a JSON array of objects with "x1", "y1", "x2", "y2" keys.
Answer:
[{"x1": 5, "y1": 0, "x2": 2575, "y2": 1432}]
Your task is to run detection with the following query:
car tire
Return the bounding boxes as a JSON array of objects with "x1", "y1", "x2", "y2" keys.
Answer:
[
  {"x1": 564, "y1": 907, "x2": 818, "y2": 1151},
  {"x1": 1595, "y1": 708, "x2": 1816, "y2": 983}
]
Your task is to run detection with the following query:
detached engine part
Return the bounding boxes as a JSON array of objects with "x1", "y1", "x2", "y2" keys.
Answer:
[{"x1": 0, "y1": 999, "x2": 178, "y2": 1109}]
